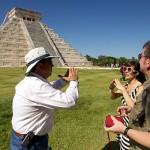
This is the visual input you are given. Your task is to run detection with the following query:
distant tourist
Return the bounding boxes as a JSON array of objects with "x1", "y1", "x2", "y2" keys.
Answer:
[
  {"x1": 120, "y1": 63, "x2": 126, "y2": 81},
  {"x1": 10, "y1": 47, "x2": 79, "y2": 150},
  {"x1": 83, "y1": 62, "x2": 85, "y2": 67}
]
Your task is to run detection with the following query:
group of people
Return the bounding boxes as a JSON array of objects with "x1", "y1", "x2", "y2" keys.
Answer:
[
  {"x1": 106, "y1": 41, "x2": 150, "y2": 150},
  {"x1": 10, "y1": 41, "x2": 150, "y2": 150}
]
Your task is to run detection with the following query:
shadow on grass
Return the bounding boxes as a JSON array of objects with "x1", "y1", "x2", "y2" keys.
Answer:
[{"x1": 102, "y1": 141, "x2": 120, "y2": 150}]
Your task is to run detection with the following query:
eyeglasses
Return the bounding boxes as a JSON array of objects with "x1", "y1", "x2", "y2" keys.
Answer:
[{"x1": 138, "y1": 53, "x2": 150, "y2": 60}]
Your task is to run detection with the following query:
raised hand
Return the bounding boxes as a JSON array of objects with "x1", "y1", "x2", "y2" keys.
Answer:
[
  {"x1": 114, "y1": 79, "x2": 125, "y2": 93},
  {"x1": 58, "y1": 67, "x2": 78, "y2": 82},
  {"x1": 109, "y1": 80, "x2": 115, "y2": 90}
]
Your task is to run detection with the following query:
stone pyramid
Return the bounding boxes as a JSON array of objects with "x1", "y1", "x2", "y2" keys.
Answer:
[{"x1": 0, "y1": 8, "x2": 93, "y2": 67}]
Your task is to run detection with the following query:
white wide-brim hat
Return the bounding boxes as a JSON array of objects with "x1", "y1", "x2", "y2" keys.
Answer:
[{"x1": 25, "y1": 47, "x2": 59, "y2": 73}]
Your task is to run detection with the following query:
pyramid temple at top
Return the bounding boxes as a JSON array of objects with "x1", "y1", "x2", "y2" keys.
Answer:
[{"x1": 0, "y1": 7, "x2": 93, "y2": 67}]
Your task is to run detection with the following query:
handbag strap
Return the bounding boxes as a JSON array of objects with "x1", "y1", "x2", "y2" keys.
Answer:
[{"x1": 107, "y1": 132, "x2": 112, "y2": 150}]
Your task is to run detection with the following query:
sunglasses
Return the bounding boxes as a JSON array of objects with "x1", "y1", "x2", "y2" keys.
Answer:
[
  {"x1": 123, "y1": 67, "x2": 132, "y2": 72},
  {"x1": 138, "y1": 53, "x2": 150, "y2": 60}
]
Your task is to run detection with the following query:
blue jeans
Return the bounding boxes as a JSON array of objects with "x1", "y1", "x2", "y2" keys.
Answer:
[{"x1": 10, "y1": 130, "x2": 52, "y2": 150}]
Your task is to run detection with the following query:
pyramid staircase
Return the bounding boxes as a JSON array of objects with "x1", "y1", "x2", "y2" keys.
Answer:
[{"x1": 0, "y1": 8, "x2": 93, "y2": 67}]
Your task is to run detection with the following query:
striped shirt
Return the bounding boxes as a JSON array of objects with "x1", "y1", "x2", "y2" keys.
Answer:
[{"x1": 116, "y1": 83, "x2": 141, "y2": 150}]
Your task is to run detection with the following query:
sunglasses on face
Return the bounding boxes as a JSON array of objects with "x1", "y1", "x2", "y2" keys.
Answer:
[
  {"x1": 138, "y1": 53, "x2": 150, "y2": 60},
  {"x1": 124, "y1": 67, "x2": 138, "y2": 74},
  {"x1": 123, "y1": 67, "x2": 132, "y2": 72}
]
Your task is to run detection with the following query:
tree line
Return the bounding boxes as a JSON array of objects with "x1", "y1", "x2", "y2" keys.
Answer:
[{"x1": 85, "y1": 55, "x2": 138, "y2": 67}]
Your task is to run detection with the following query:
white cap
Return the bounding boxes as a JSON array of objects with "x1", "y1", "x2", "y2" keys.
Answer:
[{"x1": 25, "y1": 47, "x2": 59, "y2": 73}]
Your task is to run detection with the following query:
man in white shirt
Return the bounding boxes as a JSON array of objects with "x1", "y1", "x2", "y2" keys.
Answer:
[{"x1": 10, "y1": 47, "x2": 79, "y2": 150}]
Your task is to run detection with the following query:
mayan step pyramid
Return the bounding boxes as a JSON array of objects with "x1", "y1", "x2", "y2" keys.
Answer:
[{"x1": 0, "y1": 8, "x2": 93, "y2": 67}]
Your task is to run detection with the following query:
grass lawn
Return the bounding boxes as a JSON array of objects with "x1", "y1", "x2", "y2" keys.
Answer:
[{"x1": 0, "y1": 67, "x2": 123, "y2": 150}]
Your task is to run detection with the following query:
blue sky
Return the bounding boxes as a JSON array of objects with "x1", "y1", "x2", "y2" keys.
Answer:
[{"x1": 0, "y1": 0, "x2": 150, "y2": 59}]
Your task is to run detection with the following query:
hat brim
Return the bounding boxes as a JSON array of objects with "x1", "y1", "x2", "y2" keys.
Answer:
[{"x1": 26, "y1": 55, "x2": 59, "y2": 74}]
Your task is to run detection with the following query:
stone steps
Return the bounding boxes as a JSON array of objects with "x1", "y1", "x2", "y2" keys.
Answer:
[
  {"x1": 0, "y1": 53, "x2": 24, "y2": 59},
  {"x1": 0, "y1": 46, "x2": 29, "y2": 52},
  {"x1": 0, "y1": 59, "x2": 25, "y2": 67},
  {"x1": 44, "y1": 26, "x2": 93, "y2": 66},
  {"x1": 23, "y1": 20, "x2": 62, "y2": 66},
  {"x1": 0, "y1": 18, "x2": 30, "y2": 67}
]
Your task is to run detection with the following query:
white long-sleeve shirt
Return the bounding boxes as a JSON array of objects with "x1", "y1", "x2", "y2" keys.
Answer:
[{"x1": 12, "y1": 74, "x2": 79, "y2": 135}]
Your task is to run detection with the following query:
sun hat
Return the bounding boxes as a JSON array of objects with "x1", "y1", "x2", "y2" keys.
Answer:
[{"x1": 25, "y1": 47, "x2": 59, "y2": 73}]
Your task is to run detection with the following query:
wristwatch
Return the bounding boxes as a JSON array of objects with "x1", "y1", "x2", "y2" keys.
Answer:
[{"x1": 123, "y1": 127, "x2": 132, "y2": 136}]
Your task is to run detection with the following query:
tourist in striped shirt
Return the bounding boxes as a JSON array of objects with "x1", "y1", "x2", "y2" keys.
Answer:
[{"x1": 109, "y1": 61, "x2": 146, "y2": 150}]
